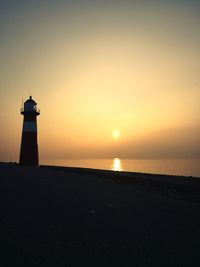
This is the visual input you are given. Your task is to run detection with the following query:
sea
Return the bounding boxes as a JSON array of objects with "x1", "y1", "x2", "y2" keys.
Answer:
[{"x1": 41, "y1": 158, "x2": 200, "y2": 178}]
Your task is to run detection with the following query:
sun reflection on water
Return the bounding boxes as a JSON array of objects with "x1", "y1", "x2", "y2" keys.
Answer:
[{"x1": 112, "y1": 158, "x2": 122, "y2": 171}]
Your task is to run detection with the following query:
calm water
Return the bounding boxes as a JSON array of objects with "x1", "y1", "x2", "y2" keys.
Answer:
[{"x1": 41, "y1": 158, "x2": 200, "y2": 177}]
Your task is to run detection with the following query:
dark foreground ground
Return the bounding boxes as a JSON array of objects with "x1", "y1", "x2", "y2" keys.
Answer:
[{"x1": 0, "y1": 162, "x2": 200, "y2": 267}]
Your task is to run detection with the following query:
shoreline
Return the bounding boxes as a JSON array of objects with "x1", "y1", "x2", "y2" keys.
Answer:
[
  {"x1": 1, "y1": 161, "x2": 200, "y2": 203},
  {"x1": 40, "y1": 158, "x2": 200, "y2": 178},
  {"x1": 2, "y1": 161, "x2": 200, "y2": 179},
  {"x1": 41, "y1": 164, "x2": 200, "y2": 204}
]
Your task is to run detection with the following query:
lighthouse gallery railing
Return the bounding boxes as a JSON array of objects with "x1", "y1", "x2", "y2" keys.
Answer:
[{"x1": 20, "y1": 107, "x2": 40, "y2": 114}]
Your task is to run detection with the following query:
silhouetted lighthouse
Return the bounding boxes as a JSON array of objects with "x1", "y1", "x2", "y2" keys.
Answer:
[{"x1": 19, "y1": 96, "x2": 40, "y2": 166}]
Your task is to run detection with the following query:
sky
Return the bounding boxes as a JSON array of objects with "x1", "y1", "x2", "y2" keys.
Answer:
[{"x1": 0, "y1": 0, "x2": 199, "y2": 162}]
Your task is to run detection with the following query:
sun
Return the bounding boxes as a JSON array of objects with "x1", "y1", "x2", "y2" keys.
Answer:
[{"x1": 112, "y1": 130, "x2": 120, "y2": 140}]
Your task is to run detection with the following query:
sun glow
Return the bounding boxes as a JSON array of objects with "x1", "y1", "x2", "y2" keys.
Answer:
[{"x1": 112, "y1": 130, "x2": 120, "y2": 140}]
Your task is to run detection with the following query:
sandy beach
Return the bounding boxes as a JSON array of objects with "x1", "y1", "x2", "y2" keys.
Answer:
[{"x1": 0, "y1": 162, "x2": 199, "y2": 266}]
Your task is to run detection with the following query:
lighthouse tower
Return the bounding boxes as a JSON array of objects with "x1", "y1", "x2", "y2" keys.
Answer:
[{"x1": 19, "y1": 96, "x2": 40, "y2": 166}]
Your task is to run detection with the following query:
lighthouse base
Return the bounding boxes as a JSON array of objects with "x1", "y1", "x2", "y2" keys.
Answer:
[{"x1": 19, "y1": 132, "x2": 39, "y2": 166}]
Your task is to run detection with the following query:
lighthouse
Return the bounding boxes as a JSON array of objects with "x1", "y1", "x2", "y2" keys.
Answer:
[{"x1": 19, "y1": 96, "x2": 40, "y2": 166}]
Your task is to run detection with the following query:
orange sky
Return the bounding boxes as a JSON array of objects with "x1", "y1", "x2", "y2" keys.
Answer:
[{"x1": 0, "y1": 1, "x2": 199, "y2": 162}]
